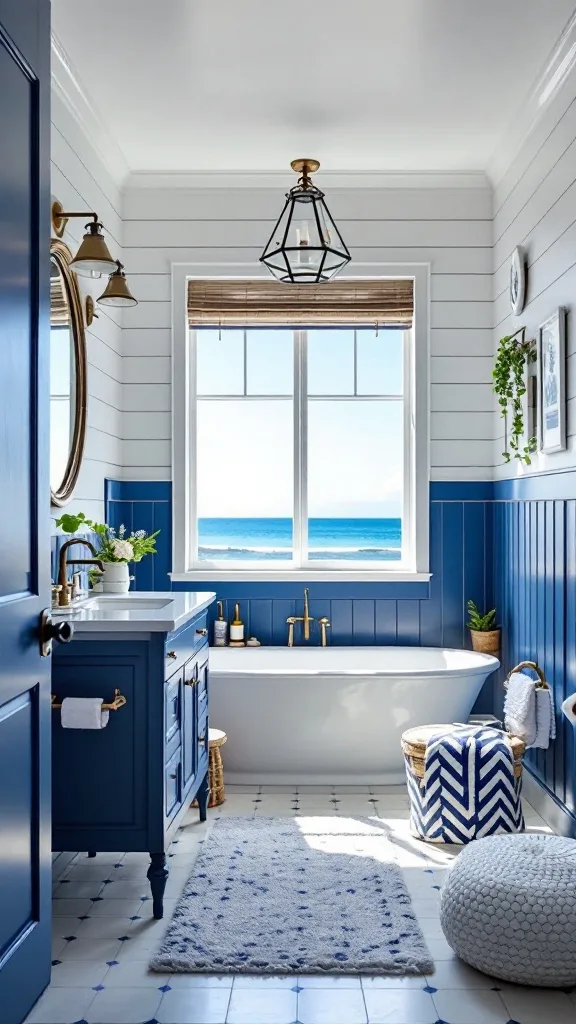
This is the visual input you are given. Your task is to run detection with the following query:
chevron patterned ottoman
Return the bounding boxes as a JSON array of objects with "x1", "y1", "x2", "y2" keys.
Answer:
[
  {"x1": 402, "y1": 724, "x2": 525, "y2": 843},
  {"x1": 440, "y1": 833, "x2": 576, "y2": 986}
]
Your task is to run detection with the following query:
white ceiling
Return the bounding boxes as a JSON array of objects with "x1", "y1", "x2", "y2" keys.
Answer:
[{"x1": 51, "y1": 0, "x2": 576, "y2": 174}]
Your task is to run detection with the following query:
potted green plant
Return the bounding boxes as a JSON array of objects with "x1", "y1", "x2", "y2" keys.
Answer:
[
  {"x1": 55, "y1": 512, "x2": 159, "y2": 593},
  {"x1": 466, "y1": 600, "x2": 500, "y2": 654},
  {"x1": 493, "y1": 326, "x2": 537, "y2": 465}
]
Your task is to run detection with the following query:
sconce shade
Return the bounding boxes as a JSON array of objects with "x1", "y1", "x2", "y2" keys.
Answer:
[
  {"x1": 70, "y1": 222, "x2": 117, "y2": 277},
  {"x1": 97, "y1": 262, "x2": 138, "y2": 307},
  {"x1": 260, "y1": 159, "x2": 351, "y2": 284}
]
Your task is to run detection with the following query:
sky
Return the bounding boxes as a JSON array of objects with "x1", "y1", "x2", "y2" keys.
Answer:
[{"x1": 195, "y1": 328, "x2": 404, "y2": 519}]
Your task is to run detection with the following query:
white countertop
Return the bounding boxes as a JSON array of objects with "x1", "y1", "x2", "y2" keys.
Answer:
[{"x1": 52, "y1": 591, "x2": 216, "y2": 633}]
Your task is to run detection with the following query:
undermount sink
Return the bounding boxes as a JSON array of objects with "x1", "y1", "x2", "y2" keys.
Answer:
[{"x1": 85, "y1": 597, "x2": 173, "y2": 610}]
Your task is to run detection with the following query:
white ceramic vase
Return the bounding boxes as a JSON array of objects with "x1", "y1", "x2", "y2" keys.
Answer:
[{"x1": 101, "y1": 561, "x2": 130, "y2": 593}]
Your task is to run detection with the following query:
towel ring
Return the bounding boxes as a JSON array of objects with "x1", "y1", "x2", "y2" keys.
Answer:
[
  {"x1": 506, "y1": 661, "x2": 549, "y2": 690},
  {"x1": 51, "y1": 688, "x2": 127, "y2": 711}
]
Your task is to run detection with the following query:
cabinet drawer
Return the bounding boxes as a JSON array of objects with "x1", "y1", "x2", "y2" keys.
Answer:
[
  {"x1": 165, "y1": 748, "x2": 182, "y2": 818},
  {"x1": 165, "y1": 671, "x2": 181, "y2": 742},
  {"x1": 165, "y1": 614, "x2": 208, "y2": 676}
]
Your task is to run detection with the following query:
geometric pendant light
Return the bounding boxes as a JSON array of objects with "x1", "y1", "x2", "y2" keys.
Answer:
[{"x1": 260, "y1": 159, "x2": 351, "y2": 284}]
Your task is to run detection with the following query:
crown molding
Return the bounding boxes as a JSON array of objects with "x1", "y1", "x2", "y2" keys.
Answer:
[
  {"x1": 51, "y1": 32, "x2": 131, "y2": 187},
  {"x1": 123, "y1": 169, "x2": 490, "y2": 192},
  {"x1": 487, "y1": 9, "x2": 576, "y2": 186}
]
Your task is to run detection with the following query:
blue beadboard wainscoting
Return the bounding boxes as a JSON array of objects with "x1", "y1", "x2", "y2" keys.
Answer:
[
  {"x1": 105, "y1": 480, "x2": 494, "y2": 649},
  {"x1": 493, "y1": 472, "x2": 576, "y2": 836}
]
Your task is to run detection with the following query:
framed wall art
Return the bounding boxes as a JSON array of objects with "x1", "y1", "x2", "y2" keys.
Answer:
[{"x1": 538, "y1": 307, "x2": 566, "y2": 454}]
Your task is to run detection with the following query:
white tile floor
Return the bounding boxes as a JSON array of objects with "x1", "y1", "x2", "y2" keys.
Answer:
[{"x1": 26, "y1": 786, "x2": 576, "y2": 1024}]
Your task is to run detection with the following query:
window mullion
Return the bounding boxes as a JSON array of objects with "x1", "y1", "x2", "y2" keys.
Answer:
[
  {"x1": 293, "y1": 330, "x2": 308, "y2": 569},
  {"x1": 300, "y1": 330, "x2": 308, "y2": 568}
]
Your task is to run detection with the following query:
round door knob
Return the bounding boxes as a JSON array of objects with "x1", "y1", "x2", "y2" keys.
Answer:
[
  {"x1": 196, "y1": 628, "x2": 208, "y2": 636},
  {"x1": 51, "y1": 620, "x2": 74, "y2": 644}
]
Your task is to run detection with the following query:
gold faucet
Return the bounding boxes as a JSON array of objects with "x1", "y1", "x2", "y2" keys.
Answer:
[
  {"x1": 303, "y1": 587, "x2": 313, "y2": 640},
  {"x1": 57, "y1": 539, "x2": 105, "y2": 606},
  {"x1": 286, "y1": 589, "x2": 317, "y2": 645}
]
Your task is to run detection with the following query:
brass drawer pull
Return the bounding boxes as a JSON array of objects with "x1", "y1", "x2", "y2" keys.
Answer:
[
  {"x1": 166, "y1": 650, "x2": 177, "y2": 660},
  {"x1": 169, "y1": 772, "x2": 177, "y2": 780},
  {"x1": 196, "y1": 628, "x2": 208, "y2": 637},
  {"x1": 184, "y1": 677, "x2": 196, "y2": 688},
  {"x1": 198, "y1": 734, "x2": 206, "y2": 746}
]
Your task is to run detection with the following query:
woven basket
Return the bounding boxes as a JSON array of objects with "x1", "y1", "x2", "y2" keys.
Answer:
[
  {"x1": 401, "y1": 723, "x2": 525, "y2": 780},
  {"x1": 470, "y1": 628, "x2": 501, "y2": 654}
]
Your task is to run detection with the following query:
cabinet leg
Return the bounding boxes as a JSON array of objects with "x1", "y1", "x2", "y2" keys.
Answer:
[
  {"x1": 87, "y1": 851, "x2": 97, "y2": 858},
  {"x1": 197, "y1": 769, "x2": 210, "y2": 822},
  {"x1": 147, "y1": 852, "x2": 168, "y2": 919}
]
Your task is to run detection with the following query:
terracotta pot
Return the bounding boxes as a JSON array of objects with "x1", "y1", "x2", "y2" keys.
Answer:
[{"x1": 470, "y1": 628, "x2": 501, "y2": 654}]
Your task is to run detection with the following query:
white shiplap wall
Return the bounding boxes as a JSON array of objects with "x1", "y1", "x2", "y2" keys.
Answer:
[
  {"x1": 51, "y1": 92, "x2": 123, "y2": 520},
  {"x1": 121, "y1": 179, "x2": 494, "y2": 482},
  {"x1": 493, "y1": 63, "x2": 576, "y2": 476}
]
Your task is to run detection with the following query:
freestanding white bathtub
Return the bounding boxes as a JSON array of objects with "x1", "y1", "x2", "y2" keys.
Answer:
[{"x1": 209, "y1": 646, "x2": 500, "y2": 784}]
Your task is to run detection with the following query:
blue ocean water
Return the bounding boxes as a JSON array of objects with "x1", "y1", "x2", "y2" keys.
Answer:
[{"x1": 198, "y1": 518, "x2": 402, "y2": 561}]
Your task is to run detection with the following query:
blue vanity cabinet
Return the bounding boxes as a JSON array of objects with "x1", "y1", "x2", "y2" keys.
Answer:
[{"x1": 52, "y1": 610, "x2": 211, "y2": 918}]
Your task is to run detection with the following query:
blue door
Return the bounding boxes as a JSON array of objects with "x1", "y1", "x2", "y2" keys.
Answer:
[{"x1": 0, "y1": 2, "x2": 51, "y2": 1022}]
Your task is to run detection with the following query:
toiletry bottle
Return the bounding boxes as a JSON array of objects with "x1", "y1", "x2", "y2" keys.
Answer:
[
  {"x1": 230, "y1": 603, "x2": 245, "y2": 646},
  {"x1": 214, "y1": 601, "x2": 228, "y2": 646}
]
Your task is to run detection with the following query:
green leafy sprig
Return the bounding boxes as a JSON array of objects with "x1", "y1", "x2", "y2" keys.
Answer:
[
  {"x1": 493, "y1": 326, "x2": 537, "y2": 465},
  {"x1": 466, "y1": 600, "x2": 497, "y2": 632},
  {"x1": 54, "y1": 512, "x2": 159, "y2": 564}
]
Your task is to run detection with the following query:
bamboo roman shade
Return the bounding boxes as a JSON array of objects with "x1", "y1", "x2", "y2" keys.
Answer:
[{"x1": 187, "y1": 278, "x2": 413, "y2": 328}]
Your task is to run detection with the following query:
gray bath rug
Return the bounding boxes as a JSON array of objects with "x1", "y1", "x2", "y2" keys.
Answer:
[{"x1": 150, "y1": 816, "x2": 433, "y2": 975}]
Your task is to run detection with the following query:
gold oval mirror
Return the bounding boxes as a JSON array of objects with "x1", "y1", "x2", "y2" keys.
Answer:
[{"x1": 50, "y1": 239, "x2": 87, "y2": 507}]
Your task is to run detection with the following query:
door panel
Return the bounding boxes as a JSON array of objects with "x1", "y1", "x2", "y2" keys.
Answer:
[{"x1": 0, "y1": 2, "x2": 51, "y2": 1022}]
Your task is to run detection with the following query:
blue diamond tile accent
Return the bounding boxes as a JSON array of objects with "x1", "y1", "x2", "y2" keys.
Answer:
[
  {"x1": 291, "y1": 985, "x2": 303, "y2": 993},
  {"x1": 78, "y1": 914, "x2": 90, "y2": 920},
  {"x1": 158, "y1": 984, "x2": 172, "y2": 992},
  {"x1": 90, "y1": 897, "x2": 103, "y2": 903},
  {"x1": 63, "y1": 935, "x2": 77, "y2": 942},
  {"x1": 114, "y1": 863, "x2": 123, "y2": 868},
  {"x1": 423, "y1": 985, "x2": 437, "y2": 993},
  {"x1": 51, "y1": 960, "x2": 62, "y2": 967},
  {"x1": 106, "y1": 960, "x2": 119, "y2": 967},
  {"x1": 129, "y1": 915, "x2": 141, "y2": 921},
  {"x1": 117, "y1": 935, "x2": 131, "y2": 941},
  {"x1": 506, "y1": 1020, "x2": 522, "y2": 1023},
  {"x1": 71, "y1": 1020, "x2": 90, "y2": 1024},
  {"x1": 92, "y1": 984, "x2": 105, "y2": 992},
  {"x1": 143, "y1": 1019, "x2": 160, "y2": 1024}
]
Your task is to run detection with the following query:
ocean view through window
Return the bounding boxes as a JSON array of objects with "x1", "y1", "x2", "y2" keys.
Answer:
[{"x1": 192, "y1": 325, "x2": 408, "y2": 569}]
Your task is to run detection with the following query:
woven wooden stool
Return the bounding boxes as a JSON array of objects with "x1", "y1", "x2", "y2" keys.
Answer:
[{"x1": 208, "y1": 728, "x2": 227, "y2": 808}]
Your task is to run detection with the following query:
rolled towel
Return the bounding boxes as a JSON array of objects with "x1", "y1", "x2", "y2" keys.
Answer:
[
  {"x1": 61, "y1": 696, "x2": 109, "y2": 730},
  {"x1": 530, "y1": 686, "x2": 556, "y2": 749},
  {"x1": 504, "y1": 672, "x2": 537, "y2": 746}
]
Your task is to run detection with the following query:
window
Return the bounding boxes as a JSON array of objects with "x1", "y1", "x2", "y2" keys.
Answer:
[
  {"x1": 192, "y1": 326, "x2": 409, "y2": 570},
  {"x1": 172, "y1": 266, "x2": 429, "y2": 581}
]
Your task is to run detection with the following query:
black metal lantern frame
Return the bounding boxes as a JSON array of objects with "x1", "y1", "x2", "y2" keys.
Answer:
[{"x1": 260, "y1": 159, "x2": 351, "y2": 284}]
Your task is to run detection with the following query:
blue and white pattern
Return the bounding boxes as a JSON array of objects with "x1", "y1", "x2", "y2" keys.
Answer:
[
  {"x1": 406, "y1": 727, "x2": 524, "y2": 844},
  {"x1": 150, "y1": 816, "x2": 433, "y2": 975}
]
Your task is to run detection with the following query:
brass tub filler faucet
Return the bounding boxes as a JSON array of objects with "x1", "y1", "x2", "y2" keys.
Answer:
[{"x1": 287, "y1": 589, "x2": 330, "y2": 646}]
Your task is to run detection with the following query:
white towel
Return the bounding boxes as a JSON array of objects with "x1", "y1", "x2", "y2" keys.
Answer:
[
  {"x1": 504, "y1": 672, "x2": 536, "y2": 746},
  {"x1": 60, "y1": 697, "x2": 109, "y2": 730},
  {"x1": 531, "y1": 686, "x2": 556, "y2": 749}
]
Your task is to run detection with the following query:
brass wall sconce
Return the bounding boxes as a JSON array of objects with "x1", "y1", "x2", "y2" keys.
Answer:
[
  {"x1": 51, "y1": 199, "x2": 138, "y2": 306},
  {"x1": 97, "y1": 260, "x2": 137, "y2": 307}
]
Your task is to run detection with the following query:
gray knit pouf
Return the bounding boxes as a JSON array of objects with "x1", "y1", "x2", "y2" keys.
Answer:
[{"x1": 440, "y1": 833, "x2": 576, "y2": 987}]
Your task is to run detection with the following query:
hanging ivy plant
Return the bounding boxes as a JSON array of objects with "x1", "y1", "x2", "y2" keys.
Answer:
[{"x1": 493, "y1": 326, "x2": 537, "y2": 465}]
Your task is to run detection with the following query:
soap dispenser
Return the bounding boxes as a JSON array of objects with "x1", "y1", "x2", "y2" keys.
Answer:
[
  {"x1": 213, "y1": 601, "x2": 228, "y2": 646},
  {"x1": 229, "y1": 603, "x2": 245, "y2": 646}
]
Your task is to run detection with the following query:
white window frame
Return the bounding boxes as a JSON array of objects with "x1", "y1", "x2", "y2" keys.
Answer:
[{"x1": 171, "y1": 262, "x2": 430, "y2": 582}]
